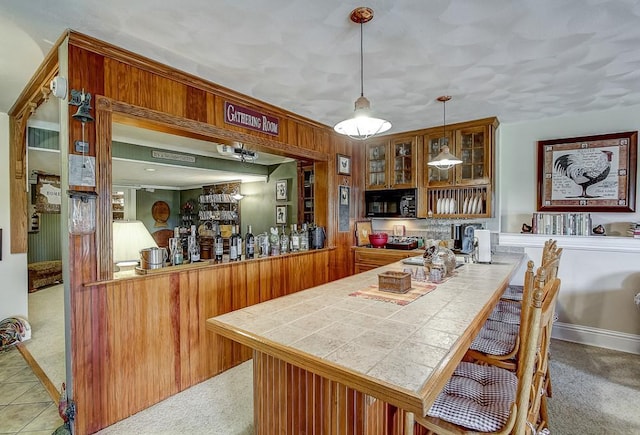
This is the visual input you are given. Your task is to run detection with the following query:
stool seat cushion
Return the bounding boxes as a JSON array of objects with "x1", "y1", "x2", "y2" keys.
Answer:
[
  {"x1": 469, "y1": 320, "x2": 518, "y2": 356},
  {"x1": 427, "y1": 361, "x2": 517, "y2": 432},
  {"x1": 488, "y1": 300, "x2": 522, "y2": 325}
]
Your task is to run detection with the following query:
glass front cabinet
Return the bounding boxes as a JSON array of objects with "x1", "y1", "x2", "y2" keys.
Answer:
[
  {"x1": 365, "y1": 136, "x2": 417, "y2": 190},
  {"x1": 419, "y1": 117, "x2": 498, "y2": 218}
]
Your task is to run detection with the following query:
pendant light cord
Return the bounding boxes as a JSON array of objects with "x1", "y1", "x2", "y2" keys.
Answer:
[
  {"x1": 442, "y1": 99, "x2": 446, "y2": 143},
  {"x1": 360, "y1": 21, "x2": 364, "y2": 97}
]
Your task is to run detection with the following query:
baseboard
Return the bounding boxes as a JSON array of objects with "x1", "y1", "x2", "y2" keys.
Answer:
[{"x1": 552, "y1": 322, "x2": 640, "y2": 355}]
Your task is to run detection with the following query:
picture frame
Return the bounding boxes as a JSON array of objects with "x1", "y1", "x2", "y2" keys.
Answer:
[
  {"x1": 337, "y1": 154, "x2": 351, "y2": 176},
  {"x1": 275, "y1": 179, "x2": 288, "y2": 201},
  {"x1": 339, "y1": 185, "x2": 349, "y2": 206},
  {"x1": 276, "y1": 205, "x2": 287, "y2": 224},
  {"x1": 537, "y1": 131, "x2": 637, "y2": 212}
]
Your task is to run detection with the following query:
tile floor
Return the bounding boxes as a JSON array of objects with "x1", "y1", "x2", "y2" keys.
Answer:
[{"x1": 0, "y1": 347, "x2": 63, "y2": 434}]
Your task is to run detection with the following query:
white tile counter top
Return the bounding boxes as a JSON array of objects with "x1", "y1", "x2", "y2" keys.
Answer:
[{"x1": 206, "y1": 252, "x2": 524, "y2": 415}]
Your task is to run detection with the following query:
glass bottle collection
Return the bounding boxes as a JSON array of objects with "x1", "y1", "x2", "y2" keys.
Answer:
[{"x1": 170, "y1": 221, "x2": 317, "y2": 265}]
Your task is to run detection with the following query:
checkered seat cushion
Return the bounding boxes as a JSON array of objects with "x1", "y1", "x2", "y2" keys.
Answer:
[
  {"x1": 427, "y1": 361, "x2": 517, "y2": 432},
  {"x1": 488, "y1": 300, "x2": 522, "y2": 325},
  {"x1": 501, "y1": 285, "x2": 524, "y2": 301},
  {"x1": 469, "y1": 320, "x2": 518, "y2": 355}
]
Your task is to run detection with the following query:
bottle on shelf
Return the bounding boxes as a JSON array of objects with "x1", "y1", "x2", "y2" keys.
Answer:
[
  {"x1": 290, "y1": 223, "x2": 300, "y2": 252},
  {"x1": 279, "y1": 225, "x2": 289, "y2": 255},
  {"x1": 237, "y1": 225, "x2": 243, "y2": 260},
  {"x1": 299, "y1": 223, "x2": 309, "y2": 251},
  {"x1": 229, "y1": 225, "x2": 239, "y2": 261},
  {"x1": 245, "y1": 225, "x2": 255, "y2": 259},
  {"x1": 214, "y1": 226, "x2": 224, "y2": 263}
]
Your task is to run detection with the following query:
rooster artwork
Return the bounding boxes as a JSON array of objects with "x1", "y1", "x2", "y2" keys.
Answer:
[{"x1": 553, "y1": 148, "x2": 615, "y2": 199}]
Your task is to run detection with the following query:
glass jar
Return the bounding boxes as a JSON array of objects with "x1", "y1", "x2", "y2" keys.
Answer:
[{"x1": 436, "y1": 242, "x2": 457, "y2": 277}]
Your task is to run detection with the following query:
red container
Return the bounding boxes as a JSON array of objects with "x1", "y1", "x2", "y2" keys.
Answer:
[{"x1": 369, "y1": 233, "x2": 388, "y2": 248}]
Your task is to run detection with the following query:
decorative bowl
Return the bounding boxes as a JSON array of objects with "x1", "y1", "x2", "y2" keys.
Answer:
[{"x1": 369, "y1": 233, "x2": 388, "y2": 248}]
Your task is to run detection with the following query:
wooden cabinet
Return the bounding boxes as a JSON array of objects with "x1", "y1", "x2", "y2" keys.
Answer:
[
  {"x1": 365, "y1": 136, "x2": 418, "y2": 190},
  {"x1": 353, "y1": 247, "x2": 421, "y2": 274},
  {"x1": 420, "y1": 117, "x2": 498, "y2": 218},
  {"x1": 298, "y1": 164, "x2": 314, "y2": 224}
]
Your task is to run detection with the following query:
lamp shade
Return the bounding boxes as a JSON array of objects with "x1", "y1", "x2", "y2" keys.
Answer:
[
  {"x1": 334, "y1": 97, "x2": 391, "y2": 140},
  {"x1": 427, "y1": 144, "x2": 463, "y2": 170},
  {"x1": 113, "y1": 220, "x2": 158, "y2": 265}
]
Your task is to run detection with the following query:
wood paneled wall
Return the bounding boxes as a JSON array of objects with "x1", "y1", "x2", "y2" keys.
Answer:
[
  {"x1": 77, "y1": 251, "x2": 330, "y2": 433},
  {"x1": 10, "y1": 29, "x2": 362, "y2": 435}
]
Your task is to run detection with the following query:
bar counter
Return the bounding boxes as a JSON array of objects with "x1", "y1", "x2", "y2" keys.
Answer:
[{"x1": 206, "y1": 253, "x2": 524, "y2": 433}]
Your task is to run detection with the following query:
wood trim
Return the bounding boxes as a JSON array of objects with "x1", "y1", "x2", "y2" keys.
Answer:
[
  {"x1": 108, "y1": 98, "x2": 327, "y2": 162},
  {"x1": 8, "y1": 42, "x2": 61, "y2": 254},
  {"x1": 95, "y1": 97, "x2": 113, "y2": 279},
  {"x1": 16, "y1": 344, "x2": 60, "y2": 402},
  {"x1": 9, "y1": 115, "x2": 28, "y2": 253}
]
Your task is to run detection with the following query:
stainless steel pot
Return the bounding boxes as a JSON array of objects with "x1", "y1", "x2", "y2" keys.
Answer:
[{"x1": 140, "y1": 247, "x2": 167, "y2": 269}]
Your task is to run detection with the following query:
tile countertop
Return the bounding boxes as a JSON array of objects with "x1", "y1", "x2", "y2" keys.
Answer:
[{"x1": 206, "y1": 252, "x2": 525, "y2": 415}]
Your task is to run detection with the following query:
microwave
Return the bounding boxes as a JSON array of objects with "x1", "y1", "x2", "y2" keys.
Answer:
[{"x1": 365, "y1": 189, "x2": 417, "y2": 218}]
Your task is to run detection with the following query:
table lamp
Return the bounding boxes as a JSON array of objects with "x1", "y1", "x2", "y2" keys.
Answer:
[{"x1": 113, "y1": 220, "x2": 158, "y2": 270}]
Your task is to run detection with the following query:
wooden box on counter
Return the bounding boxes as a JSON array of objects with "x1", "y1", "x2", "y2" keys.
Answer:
[{"x1": 378, "y1": 271, "x2": 412, "y2": 293}]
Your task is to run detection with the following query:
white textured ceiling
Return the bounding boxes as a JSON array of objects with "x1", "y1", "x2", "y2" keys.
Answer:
[{"x1": 3, "y1": 0, "x2": 640, "y2": 133}]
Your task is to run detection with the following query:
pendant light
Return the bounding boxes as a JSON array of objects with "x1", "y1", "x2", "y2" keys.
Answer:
[
  {"x1": 428, "y1": 96, "x2": 462, "y2": 170},
  {"x1": 334, "y1": 7, "x2": 391, "y2": 140}
]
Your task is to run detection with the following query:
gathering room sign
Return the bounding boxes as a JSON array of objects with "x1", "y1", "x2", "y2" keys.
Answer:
[{"x1": 224, "y1": 101, "x2": 279, "y2": 136}]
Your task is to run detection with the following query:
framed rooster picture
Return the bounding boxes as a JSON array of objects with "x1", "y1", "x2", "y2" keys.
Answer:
[{"x1": 537, "y1": 131, "x2": 637, "y2": 212}]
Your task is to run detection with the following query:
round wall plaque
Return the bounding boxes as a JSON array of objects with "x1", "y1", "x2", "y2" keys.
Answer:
[{"x1": 151, "y1": 200, "x2": 170, "y2": 227}]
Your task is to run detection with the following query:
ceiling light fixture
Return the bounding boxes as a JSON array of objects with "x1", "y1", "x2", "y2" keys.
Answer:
[
  {"x1": 334, "y1": 7, "x2": 391, "y2": 140},
  {"x1": 428, "y1": 96, "x2": 462, "y2": 170}
]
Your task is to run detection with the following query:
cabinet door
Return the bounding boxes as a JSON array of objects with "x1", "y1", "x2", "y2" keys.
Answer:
[
  {"x1": 423, "y1": 131, "x2": 455, "y2": 186},
  {"x1": 390, "y1": 136, "x2": 417, "y2": 188},
  {"x1": 455, "y1": 125, "x2": 490, "y2": 185},
  {"x1": 365, "y1": 140, "x2": 388, "y2": 189}
]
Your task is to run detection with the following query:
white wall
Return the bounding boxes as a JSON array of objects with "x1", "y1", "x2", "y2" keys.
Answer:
[
  {"x1": 498, "y1": 106, "x2": 640, "y2": 353},
  {"x1": 499, "y1": 104, "x2": 640, "y2": 234},
  {"x1": 0, "y1": 112, "x2": 29, "y2": 320}
]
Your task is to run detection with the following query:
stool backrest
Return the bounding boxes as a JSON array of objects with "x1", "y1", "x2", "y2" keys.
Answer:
[{"x1": 514, "y1": 268, "x2": 561, "y2": 433}]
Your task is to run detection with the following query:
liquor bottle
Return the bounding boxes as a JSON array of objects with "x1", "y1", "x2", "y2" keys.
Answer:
[
  {"x1": 245, "y1": 225, "x2": 255, "y2": 259},
  {"x1": 299, "y1": 223, "x2": 309, "y2": 251},
  {"x1": 290, "y1": 223, "x2": 300, "y2": 252},
  {"x1": 237, "y1": 225, "x2": 243, "y2": 261},
  {"x1": 279, "y1": 225, "x2": 289, "y2": 254},
  {"x1": 214, "y1": 226, "x2": 224, "y2": 263},
  {"x1": 189, "y1": 234, "x2": 200, "y2": 263},
  {"x1": 229, "y1": 225, "x2": 239, "y2": 261}
]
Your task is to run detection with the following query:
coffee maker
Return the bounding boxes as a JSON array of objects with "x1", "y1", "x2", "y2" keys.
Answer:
[{"x1": 452, "y1": 223, "x2": 480, "y2": 254}]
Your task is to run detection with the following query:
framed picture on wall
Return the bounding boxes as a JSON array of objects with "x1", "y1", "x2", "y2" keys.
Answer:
[
  {"x1": 276, "y1": 179, "x2": 288, "y2": 201},
  {"x1": 276, "y1": 205, "x2": 287, "y2": 224},
  {"x1": 337, "y1": 154, "x2": 351, "y2": 175},
  {"x1": 537, "y1": 131, "x2": 637, "y2": 212}
]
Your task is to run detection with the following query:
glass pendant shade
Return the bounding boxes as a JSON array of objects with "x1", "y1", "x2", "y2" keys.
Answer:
[{"x1": 334, "y1": 7, "x2": 391, "y2": 140}]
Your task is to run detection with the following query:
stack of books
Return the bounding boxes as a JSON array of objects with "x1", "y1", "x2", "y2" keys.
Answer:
[
  {"x1": 627, "y1": 222, "x2": 640, "y2": 238},
  {"x1": 531, "y1": 212, "x2": 592, "y2": 236}
]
